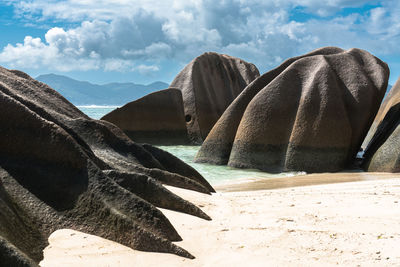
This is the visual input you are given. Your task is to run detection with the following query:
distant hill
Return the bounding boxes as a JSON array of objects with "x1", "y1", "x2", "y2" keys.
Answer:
[{"x1": 36, "y1": 74, "x2": 169, "y2": 105}]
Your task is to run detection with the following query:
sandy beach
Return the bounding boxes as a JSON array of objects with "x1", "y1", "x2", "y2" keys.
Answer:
[{"x1": 40, "y1": 173, "x2": 400, "y2": 266}]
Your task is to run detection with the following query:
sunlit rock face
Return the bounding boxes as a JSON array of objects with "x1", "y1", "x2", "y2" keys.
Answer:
[
  {"x1": 196, "y1": 47, "x2": 389, "y2": 173},
  {"x1": 0, "y1": 67, "x2": 214, "y2": 265},
  {"x1": 170, "y1": 52, "x2": 260, "y2": 144},
  {"x1": 363, "y1": 77, "x2": 400, "y2": 172},
  {"x1": 361, "y1": 83, "x2": 394, "y2": 151}
]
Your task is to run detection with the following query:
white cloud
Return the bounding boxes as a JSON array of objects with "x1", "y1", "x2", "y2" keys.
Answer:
[
  {"x1": 122, "y1": 42, "x2": 172, "y2": 60},
  {"x1": 366, "y1": 5, "x2": 400, "y2": 38},
  {"x1": 134, "y1": 64, "x2": 160, "y2": 75},
  {"x1": 1, "y1": 36, "x2": 57, "y2": 68},
  {"x1": 11, "y1": 0, "x2": 376, "y2": 21},
  {"x1": 1, "y1": 0, "x2": 400, "y2": 76},
  {"x1": 103, "y1": 58, "x2": 134, "y2": 72}
]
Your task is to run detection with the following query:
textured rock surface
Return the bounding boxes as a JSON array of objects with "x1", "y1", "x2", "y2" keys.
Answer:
[
  {"x1": 196, "y1": 47, "x2": 389, "y2": 173},
  {"x1": 361, "y1": 83, "x2": 397, "y2": 150},
  {"x1": 0, "y1": 67, "x2": 214, "y2": 265},
  {"x1": 101, "y1": 88, "x2": 189, "y2": 145},
  {"x1": 363, "y1": 77, "x2": 400, "y2": 172},
  {"x1": 170, "y1": 52, "x2": 260, "y2": 143}
]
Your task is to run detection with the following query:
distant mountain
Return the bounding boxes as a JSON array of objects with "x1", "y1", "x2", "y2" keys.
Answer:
[{"x1": 36, "y1": 74, "x2": 169, "y2": 105}]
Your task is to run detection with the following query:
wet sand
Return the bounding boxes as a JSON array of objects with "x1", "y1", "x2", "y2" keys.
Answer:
[{"x1": 40, "y1": 172, "x2": 400, "y2": 266}]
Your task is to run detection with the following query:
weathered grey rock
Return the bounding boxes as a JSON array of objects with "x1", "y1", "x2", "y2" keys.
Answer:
[
  {"x1": 196, "y1": 47, "x2": 389, "y2": 173},
  {"x1": 100, "y1": 52, "x2": 259, "y2": 145},
  {"x1": 141, "y1": 144, "x2": 215, "y2": 193},
  {"x1": 363, "y1": 77, "x2": 400, "y2": 172},
  {"x1": 170, "y1": 52, "x2": 260, "y2": 143},
  {"x1": 0, "y1": 67, "x2": 214, "y2": 265},
  {"x1": 101, "y1": 88, "x2": 189, "y2": 145},
  {"x1": 361, "y1": 83, "x2": 396, "y2": 150}
]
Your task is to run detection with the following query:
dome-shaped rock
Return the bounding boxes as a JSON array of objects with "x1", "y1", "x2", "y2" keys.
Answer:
[
  {"x1": 363, "y1": 77, "x2": 400, "y2": 172},
  {"x1": 170, "y1": 52, "x2": 260, "y2": 143},
  {"x1": 101, "y1": 88, "x2": 189, "y2": 145},
  {"x1": 195, "y1": 47, "x2": 389, "y2": 173}
]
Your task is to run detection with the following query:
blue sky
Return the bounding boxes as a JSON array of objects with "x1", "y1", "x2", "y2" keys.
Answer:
[{"x1": 0, "y1": 0, "x2": 399, "y2": 85}]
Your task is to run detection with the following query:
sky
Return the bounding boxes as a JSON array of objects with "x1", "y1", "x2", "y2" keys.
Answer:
[{"x1": 0, "y1": 0, "x2": 399, "y2": 85}]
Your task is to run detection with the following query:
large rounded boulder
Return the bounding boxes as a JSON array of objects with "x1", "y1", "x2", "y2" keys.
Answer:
[
  {"x1": 170, "y1": 52, "x2": 260, "y2": 143},
  {"x1": 101, "y1": 88, "x2": 189, "y2": 145},
  {"x1": 363, "y1": 77, "x2": 400, "y2": 172},
  {"x1": 195, "y1": 47, "x2": 389, "y2": 173},
  {"x1": 0, "y1": 67, "x2": 214, "y2": 265}
]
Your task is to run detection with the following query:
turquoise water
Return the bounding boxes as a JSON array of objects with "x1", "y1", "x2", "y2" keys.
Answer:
[
  {"x1": 79, "y1": 106, "x2": 306, "y2": 185},
  {"x1": 78, "y1": 105, "x2": 119, "y2": 119},
  {"x1": 158, "y1": 145, "x2": 306, "y2": 185}
]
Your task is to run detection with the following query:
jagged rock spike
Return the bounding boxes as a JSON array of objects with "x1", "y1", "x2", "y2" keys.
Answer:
[
  {"x1": 105, "y1": 170, "x2": 211, "y2": 220},
  {"x1": 0, "y1": 66, "x2": 213, "y2": 264},
  {"x1": 141, "y1": 144, "x2": 215, "y2": 193},
  {"x1": 126, "y1": 165, "x2": 211, "y2": 194}
]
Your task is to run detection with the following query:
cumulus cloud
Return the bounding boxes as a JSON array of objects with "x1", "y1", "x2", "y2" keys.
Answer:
[
  {"x1": 122, "y1": 42, "x2": 172, "y2": 59},
  {"x1": 1, "y1": 36, "x2": 58, "y2": 67},
  {"x1": 1, "y1": 0, "x2": 400, "y2": 76},
  {"x1": 134, "y1": 64, "x2": 160, "y2": 75}
]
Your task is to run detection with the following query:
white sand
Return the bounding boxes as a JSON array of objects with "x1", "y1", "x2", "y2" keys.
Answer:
[{"x1": 40, "y1": 174, "x2": 400, "y2": 266}]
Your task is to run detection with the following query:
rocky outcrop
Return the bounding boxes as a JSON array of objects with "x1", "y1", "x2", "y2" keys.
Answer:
[
  {"x1": 363, "y1": 77, "x2": 400, "y2": 172},
  {"x1": 0, "y1": 67, "x2": 214, "y2": 265},
  {"x1": 195, "y1": 47, "x2": 389, "y2": 173},
  {"x1": 361, "y1": 83, "x2": 396, "y2": 149},
  {"x1": 101, "y1": 88, "x2": 189, "y2": 145},
  {"x1": 102, "y1": 52, "x2": 259, "y2": 145},
  {"x1": 169, "y1": 52, "x2": 260, "y2": 143}
]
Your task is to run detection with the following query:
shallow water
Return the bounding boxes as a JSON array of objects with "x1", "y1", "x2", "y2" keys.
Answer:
[
  {"x1": 79, "y1": 106, "x2": 306, "y2": 185},
  {"x1": 158, "y1": 145, "x2": 306, "y2": 185}
]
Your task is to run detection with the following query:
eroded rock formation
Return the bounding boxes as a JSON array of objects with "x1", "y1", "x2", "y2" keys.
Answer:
[
  {"x1": 0, "y1": 67, "x2": 214, "y2": 265},
  {"x1": 361, "y1": 83, "x2": 396, "y2": 150},
  {"x1": 170, "y1": 52, "x2": 260, "y2": 143},
  {"x1": 102, "y1": 52, "x2": 259, "y2": 145},
  {"x1": 102, "y1": 88, "x2": 189, "y2": 145},
  {"x1": 363, "y1": 77, "x2": 400, "y2": 172},
  {"x1": 196, "y1": 47, "x2": 389, "y2": 173}
]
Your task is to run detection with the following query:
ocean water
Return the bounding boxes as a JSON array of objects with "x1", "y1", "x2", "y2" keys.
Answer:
[
  {"x1": 78, "y1": 105, "x2": 119, "y2": 120},
  {"x1": 158, "y1": 145, "x2": 306, "y2": 185},
  {"x1": 79, "y1": 106, "x2": 306, "y2": 185}
]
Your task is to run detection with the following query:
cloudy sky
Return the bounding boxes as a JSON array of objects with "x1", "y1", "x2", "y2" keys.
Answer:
[{"x1": 0, "y1": 0, "x2": 399, "y2": 85}]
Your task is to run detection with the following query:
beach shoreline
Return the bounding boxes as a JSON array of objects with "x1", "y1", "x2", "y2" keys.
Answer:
[
  {"x1": 215, "y1": 171, "x2": 400, "y2": 192},
  {"x1": 40, "y1": 172, "x2": 400, "y2": 266}
]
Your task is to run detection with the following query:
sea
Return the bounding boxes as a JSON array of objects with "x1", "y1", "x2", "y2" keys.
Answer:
[
  {"x1": 78, "y1": 105, "x2": 121, "y2": 120},
  {"x1": 78, "y1": 105, "x2": 306, "y2": 185}
]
